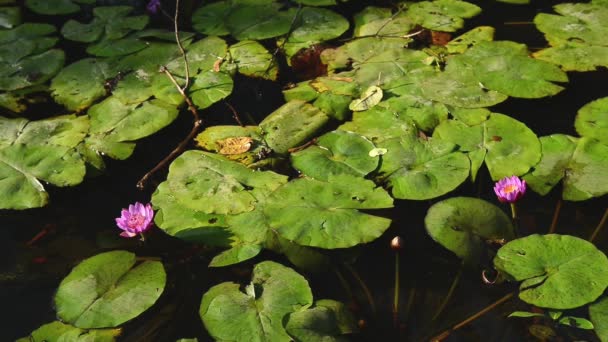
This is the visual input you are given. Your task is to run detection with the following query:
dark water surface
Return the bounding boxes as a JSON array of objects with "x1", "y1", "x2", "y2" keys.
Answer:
[{"x1": 2, "y1": 0, "x2": 608, "y2": 341}]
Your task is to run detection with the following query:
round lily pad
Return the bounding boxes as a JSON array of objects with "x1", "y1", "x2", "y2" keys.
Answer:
[
  {"x1": 425, "y1": 197, "x2": 514, "y2": 263},
  {"x1": 55, "y1": 250, "x2": 166, "y2": 328},
  {"x1": 17, "y1": 321, "x2": 119, "y2": 342},
  {"x1": 199, "y1": 261, "x2": 314, "y2": 341},
  {"x1": 590, "y1": 296, "x2": 608, "y2": 342},
  {"x1": 494, "y1": 234, "x2": 608, "y2": 309},
  {"x1": 291, "y1": 130, "x2": 378, "y2": 181},
  {"x1": 575, "y1": 97, "x2": 608, "y2": 145}
]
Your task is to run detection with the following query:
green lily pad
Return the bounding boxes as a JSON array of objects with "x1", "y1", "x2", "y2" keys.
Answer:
[
  {"x1": 192, "y1": 1, "x2": 231, "y2": 36},
  {"x1": 281, "y1": 7, "x2": 349, "y2": 59},
  {"x1": 285, "y1": 299, "x2": 357, "y2": 341},
  {"x1": 524, "y1": 135, "x2": 608, "y2": 201},
  {"x1": 228, "y1": 3, "x2": 299, "y2": 40},
  {"x1": 0, "y1": 115, "x2": 88, "y2": 209},
  {"x1": 88, "y1": 96, "x2": 179, "y2": 149},
  {"x1": 353, "y1": 6, "x2": 415, "y2": 38},
  {"x1": 379, "y1": 134, "x2": 470, "y2": 200},
  {"x1": 405, "y1": 0, "x2": 481, "y2": 32},
  {"x1": 575, "y1": 97, "x2": 608, "y2": 144},
  {"x1": 0, "y1": 23, "x2": 57, "y2": 63},
  {"x1": 0, "y1": 6, "x2": 20, "y2": 28},
  {"x1": 0, "y1": 48, "x2": 64, "y2": 91},
  {"x1": 25, "y1": 0, "x2": 93, "y2": 15},
  {"x1": 291, "y1": 130, "x2": 378, "y2": 181},
  {"x1": 194, "y1": 125, "x2": 267, "y2": 166},
  {"x1": 199, "y1": 261, "x2": 314, "y2": 341},
  {"x1": 433, "y1": 113, "x2": 541, "y2": 180},
  {"x1": 495, "y1": 234, "x2": 608, "y2": 309},
  {"x1": 260, "y1": 100, "x2": 329, "y2": 154},
  {"x1": 55, "y1": 250, "x2": 166, "y2": 328},
  {"x1": 425, "y1": 197, "x2": 515, "y2": 263},
  {"x1": 589, "y1": 296, "x2": 608, "y2": 341},
  {"x1": 50, "y1": 58, "x2": 112, "y2": 111},
  {"x1": 225, "y1": 40, "x2": 278, "y2": 80},
  {"x1": 163, "y1": 150, "x2": 288, "y2": 215},
  {"x1": 86, "y1": 36, "x2": 148, "y2": 57},
  {"x1": 533, "y1": 3, "x2": 608, "y2": 71},
  {"x1": 0, "y1": 84, "x2": 47, "y2": 113},
  {"x1": 190, "y1": 71, "x2": 234, "y2": 110},
  {"x1": 264, "y1": 174, "x2": 393, "y2": 249},
  {"x1": 339, "y1": 102, "x2": 419, "y2": 144},
  {"x1": 446, "y1": 26, "x2": 495, "y2": 54},
  {"x1": 17, "y1": 321, "x2": 120, "y2": 342}
]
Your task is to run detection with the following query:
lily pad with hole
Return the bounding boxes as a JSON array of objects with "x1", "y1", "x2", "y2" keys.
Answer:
[
  {"x1": 524, "y1": 135, "x2": 608, "y2": 201},
  {"x1": 433, "y1": 113, "x2": 541, "y2": 180},
  {"x1": 495, "y1": 234, "x2": 608, "y2": 309},
  {"x1": 379, "y1": 134, "x2": 470, "y2": 200},
  {"x1": 0, "y1": 115, "x2": 88, "y2": 209},
  {"x1": 55, "y1": 250, "x2": 166, "y2": 328},
  {"x1": 264, "y1": 174, "x2": 393, "y2": 249},
  {"x1": 200, "y1": 261, "x2": 313, "y2": 341},
  {"x1": 425, "y1": 197, "x2": 514, "y2": 264},
  {"x1": 575, "y1": 97, "x2": 608, "y2": 145},
  {"x1": 50, "y1": 58, "x2": 112, "y2": 111},
  {"x1": 589, "y1": 296, "x2": 608, "y2": 341},
  {"x1": 260, "y1": 100, "x2": 330, "y2": 154},
  {"x1": 291, "y1": 130, "x2": 378, "y2": 181},
  {"x1": 17, "y1": 321, "x2": 120, "y2": 342}
]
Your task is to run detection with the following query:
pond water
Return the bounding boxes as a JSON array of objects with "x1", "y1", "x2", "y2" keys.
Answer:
[{"x1": 2, "y1": 0, "x2": 608, "y2": 341}]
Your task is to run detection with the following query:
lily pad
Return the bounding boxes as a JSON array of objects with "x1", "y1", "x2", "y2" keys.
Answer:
[
  {"x1": 291, "y1": 130, "x2": 378, "y2": 181},
  {"x1": 349, "y1": 85, "x2": 382, "y2": 111},
  {"x1": 339, "y1": 102, "x2": 419, "y2": 143},
  {"x1": 0, "y1": 48, "x2": 64, "y2": 91},
  {"x1": 446, "y1": 26, "x2": 495, "y2": 54},
  {"x1": 260, "y1": 100, "x2": 329, "y2": 154},
  {"x1": 379, "y1": 134, "x2": 470, "y2": 200},
  {"x1": 190, "y1": 71, "x2": 234, "y2": 110},
  {"x1": 228, "y1": 3, "x2": 299, "y2": 40},
  {"x1": 575, "y1": 97, "x2": 608, "y2": 144},
  {"x1": 533, "y1": 3, "x2": 608, "y2": 71},
  {"x1": 353, "y1": 7, "x2": 415, "y2": 38},
  {"x1": 494, "y1": 234, "x2": 608, "y2": 309},
  {"x1": 0, "y1": 115, "x2": 88, "y2": 209},
  {"x1": 433, "y1": 113, "x2": 541, "y2": 180},
  {"x1": 0, "y1": 6, "x2": 19, "y2": 29},
  {"x1": 524, "y1": 135, "x2": 608, "y2": 201},
  {"x1": 195, "y1": 125, "x2": 268, "y2": 166},
  {"x1": 17, "y1": 321, "x2": 120, "y2": 342},
  {"x1": 191, "y1": 1, "x2": 231, "y2": 36},
  {"x1": 199, "y1": 261, "x2": 314, "y2": 341},
  {"x1": 226, "y1": 40, "x2": 278, "y2": 80},
  {"x1": 285, "y1": 299, "x2": 357, "y2": 341},
  {"x1": 162, "y1": 150, "x2": 288, "y2": 215},
  {"x1": 264, "y1": 174, "x2": 393, "y2": 249},
  {"x1": 589, "y1": 296, "x2": 608, "y2": 342},
  {"x1": 50, "y1": 58, "x2": 112, "y2": 111},
  {"x1": 55, "y1": 250, "x2": 166, "y2": 328},
  {"x1": 405, "y1": 0, "x2": 481, "y2": 32},
  {"x1": 425, "y1": 197, "x2": 515, "y2": 263},
  {"x1": 25, "y1": 0, "x2": 94, "y2": 15}
]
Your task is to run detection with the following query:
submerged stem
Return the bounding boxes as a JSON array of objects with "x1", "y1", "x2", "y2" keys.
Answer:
[
  {"x1": 432, "y1": 264, "x2": 463, "y2": 321},
  {"x1": 589, "y1": 207, "x2": 608, "y2": 243},
  {"x1": 345, "y1": 263, "x2": 377, "y2": 315},
  {"x1": 510, "y1": 203, "x2": 519, "y2": 236},
  {"x1": 429, "y1": 292, "x2": 514, "y2": 342},
  {"x1": 393, "y1": 252, "x2": 400, "y2": 327},
  {"x1": 548, "y1": 199, "x2": 562, "y2": 234}
]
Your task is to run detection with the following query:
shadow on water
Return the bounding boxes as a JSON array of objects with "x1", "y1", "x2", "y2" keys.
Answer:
[{"x1": 1, "y1": 0, "x2": 607, "y2": 341}]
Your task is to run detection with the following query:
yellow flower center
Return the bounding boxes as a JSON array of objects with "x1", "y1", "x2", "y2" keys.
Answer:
[{"x1": 503, "y1": 184, "x2": 517, "y2": 194}]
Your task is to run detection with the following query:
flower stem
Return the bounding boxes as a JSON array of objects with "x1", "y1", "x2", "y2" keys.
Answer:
[
  {"x1": 393, "y1": 252, "x2": 400, "y2": 328},
  {"x1": 139, "y1": 233, "x2": 146, "y2": 242},
  {"x1": 548, "y1": 199, "x2": 562, "y2": 234},
  {"x1": 432, "y1": 264, "x2": 463, "y2": 321},
  {"x1": 429, "y1": 292, "x2": 514, "y2": 341},
  {"x1": 589, "y1": 207, "x2": 608, "y2": 243},
  {"x1": 510, "y1": 203, "x2": 519, "y2": 236}
]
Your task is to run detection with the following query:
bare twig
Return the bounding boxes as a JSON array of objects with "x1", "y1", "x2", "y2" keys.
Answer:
[
  {"x1": 548, "y1": 198, "x2": 562, "y2": 234},
  {"x1": 287, "y1": 138, "x2": 317, "y2": 153},
  {"x1": 137, "y1": 67, "x2": 202, "y2": 190},
  {"x1": 173, "y1": 0, "x2": 190, "y2": 91},
  {"x1": 224, "y1": 101, "x2": 245, "y2": 126},
  {"x1": 589, "y1": 207, "x2": 608, "y2": 243}
]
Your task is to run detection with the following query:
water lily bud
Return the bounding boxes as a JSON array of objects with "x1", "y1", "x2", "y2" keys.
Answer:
[
  {"x1": 494, "y1": 175, "x2": 527, "y2": 203},
  {"x1": 391, "y1": 236, "x2": 403, "y2": 251}
]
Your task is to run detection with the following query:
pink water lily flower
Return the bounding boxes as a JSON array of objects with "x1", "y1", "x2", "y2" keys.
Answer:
[
  {"x1": 494, "y1": 176, "x2": 527, "y2": 203},
  {"x1": 116, "y1": 202, "x2": 154, "y2": 238}
]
